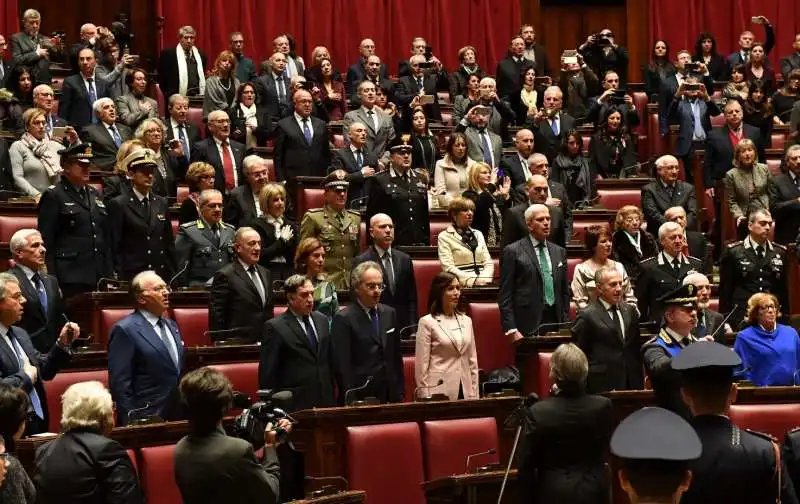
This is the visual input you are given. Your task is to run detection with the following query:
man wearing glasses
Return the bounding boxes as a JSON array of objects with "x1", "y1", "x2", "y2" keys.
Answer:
[
  {"x1": 190, "y1": 110, "x2": 245, "y2": 193},
  {"x1": 331, "y1": 261, "x2": 404, "y2": 404}
]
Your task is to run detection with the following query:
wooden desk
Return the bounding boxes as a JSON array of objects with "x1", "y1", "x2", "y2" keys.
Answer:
[
  {"x1": 62, "y1": 344, "x2": 260, "y2": 371},
  {"x1": 291, "y1": 397, "x2": 521, "y2": 479},
  {"x1": 294, "y1": 491, "x2": 366, "y2": 504},
  {"x1": 423, "y1": 470, "x2": 519, "y2": 504}
]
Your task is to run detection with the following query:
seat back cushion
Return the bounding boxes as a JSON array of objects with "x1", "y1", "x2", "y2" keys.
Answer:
[
  {"x1": 0, "y1": 215, "x2": 38, "y2": 242},
  {"x1": 299, "y1": 188, "x2": 325, "y2": 218},
  {"x1": 412, "y1": 259, "x2": 442, "y2": 317},
  {"x1": 422, "y1": 417, "x2": 499, "y2": 479},
  {"x1": 101, "y1": 309, "x2": 134, "y2": 346},
  {"x1": 44, "y1": 370, "x2": 109, "y2": 433},
  {"x1": 140, "y1": 445, "x2": 179, "y2": 504},
  {"x1": 729, "y1": 404, "x2": 800, "y2": 440},
  {"x1": 171, "y1": 307, "x2": 210, "y2": 347},
  {"x1": 597, "y1": 189, "x2": 641, "y2": 210},
  {"x1": 536, "y1": 352, "x2": 553, "y2": 398},
  {"x1": 209, "y1": 362, "x2": 260, "y2": 403},
  {"x1": 466, "y1": 303, "x2": 514, "y2": 375}
]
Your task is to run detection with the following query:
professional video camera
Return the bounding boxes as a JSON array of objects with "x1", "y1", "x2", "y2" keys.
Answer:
[{"x1": 230, "y1": 389, "x2": 293, "y2": 448}]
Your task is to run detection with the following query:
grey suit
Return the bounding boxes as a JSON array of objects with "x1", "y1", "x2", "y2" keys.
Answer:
[
  {"x1": 780, "y1": 52, "x2": 800, "y2": 79},
  {"x1": 641, "y1": 179, "x2": 697, "y2": 232},
  {"x1": 202, "y1": 76, "x2": 241, "y2": 119},
  {"x1": 80, "y1": 122, "x2": 133, "y2": 171},
  {"x1": 11, "y1": 31, "x2": 61, "y2": 85},
  {"x1": 175, "y1": 428, "x2": 280, "y2": 504},
  {"x1": 115, "y1": 93, "x2": 159, "y2": 129},
  {"x1": 343, "y1": 107, "x2": 395, "y2": 166},
  {"x1": 174, "y1": 220, "x2": 236, "y2": 287},
  {"x1": 462, "y1": 126, "x2": 502, "y2": 168},
  {"x1": 723, "y1": 163, "x2": 772, "y2": 221}
]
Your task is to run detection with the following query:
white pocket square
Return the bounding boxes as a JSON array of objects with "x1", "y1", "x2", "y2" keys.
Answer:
[{"x1": 386, "y1": 328, "x2": 395, "y2": 334}]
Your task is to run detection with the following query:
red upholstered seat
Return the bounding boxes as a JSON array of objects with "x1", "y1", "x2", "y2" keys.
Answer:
[
  {"x1": 597, "y1": 189, "x2": 640, "y2": 210},
  {"x1": 171, "y1": 307, "x2": 210, "y2": 347},
  {"x1": 127, "y1": 449, "x2": 138, "y2": 473},
  {"x1": 582, "y1": 135, "x2": 591, "y2": 153},
  {"x1": 43, "y1": 370, "x2": 109, "y2": 433},
  {"x1": 153, "y1": 83, "x2": 165, "y2": 117},
  {"x1": 171, "y1": 218, "x2": 179, "y2": 235},
  {"x1": 569, "y1": 302, "x2": 577, "y2": 320},
  {"x1": 430, "y1": 220, "x2": 449, "y2": 246},
  {"x1": 437, "y1": 92, "x2": 451, "y2": 105},
  {"x1": 441, "y1": 111, "x2": 453, "y2": 126},
  {"x1": 729, "y1": 404, "x2": 800, "y2": 440},
  {"x1": 333, "y1": 134, "x2": 345, "y2": 148},
  {"x1": 767, "y1": 158, "x2": 782, "y2": 176},
  {"x1": 412, "y1": 259, "x2": 442, "y2": 317},
  {"x1": 536, "y1": 352, "x2": 553, "y2": 398},
  {"x1": 210, "y1": 362, "x2": 259, "y2": 401},
  {"x1": 0, "y1": 215, "x2": 38, "y2": 242},
  {"x1": 176, "y1": 185, "x2": 190, "y2": 204},
  {"x1": 466, "y1": 303, "x2": 514, "y2": 374},
  {"x1": 422, "y1": 418, "x2": 499, "y2": 479},
  {"x1": 567, "y1": 257, "x2": 581, "y2": 283},
  {"x1": 708, "y1": 298, "x2": 719, "y2": 312},
  {"x1": 648, "y1": 112, "x2": 664, "y2": 158},
  {"x1": 711, "y1": 114, "x2": 726, "y2": 128},
  {"x1": 100, "y1": 309, "x2": 133, "y2": 346},
  {"x1": 51, "y1": 77, "x2": 64, "y2": 91},
  {"x1": 187, "y1": 108, "x2": 205, "y2": 138},
  {"x1": 571, "y1": 220, "x2": 609, "y2": 244},
  {"x1": 346, "y1": 423, "x2": 425, "y2": 504},
  {"x1": 299, "y1": 188, "x2": 325, "y2": 218},
  {"x1": 360, "y1": 221, "x2": 368, "y2": 252},
  {"x1": 631, "y1": 92, "x2": 648, "y2": 137},
  {"x1": 771, "y1": 132, "x2": 786, "y2": 150},
  {"x1": 274, "y1": 305, "x2": 288, "y2": 316},
  {"x1": 403, "y1": 356, "x2": 416, "y2": 402},
  {"x1": 140, "y1": 445, "x2": 180, "y2": 504}
]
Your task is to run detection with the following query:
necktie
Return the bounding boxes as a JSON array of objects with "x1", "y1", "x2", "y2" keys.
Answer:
[
  {"x1": 302, "y1": 315, "x2": 318, "y2": 348},
  {"x1": 46, "y1": 115, "x2": 52, "y2": 135},
  {"x1": 221, "y1": 141, "x2": 235, "y2": 190},
  {"x1": 673, "y1": 258, "x2": 681, "y2": 275},
  {"x1": 177, "y1": 124, "x2": 189, "y2": 156},
  {"x1": 609, "y1": 305, "x2": 623, "y2": 340},
  {"x1": 8, "y1": 330, "x2": 44, "y2": 419},
  {"x1": 382, "y1": 252, "x2": 395, "y2": 293},
  {"x1": 696, "y1": 312, "x2": 708, "y2": 338},
  {"x1": 31, "y1": 273, "x2": 48, "y2": 317},
  {"x1": 355, "y1": 150, "x2": 363, "y2": 170},
  {"x1": 87, "y1": 78, "x2": 98, "y2": 123},
  {"x1": 367, "y1": 109, "x2": 377, "y2": 130},
  {"x1": 550, "y1": 118, "x2": 559, "y2": 136},
  {"x1": 248, "y1": 266, "x2": 266, "y2": 306},
  {"x1": 109, "y1": 125, "x2": 122, "y2": 148},
  {"x1": 756, "y1": 246, "x2": 765, "y2": 260},
  {"x1": 0, "y1": 63, "x2": 4, "y2": 80},
  {"x1": 276, "y1": 78, "x2": 286, "y2": 103},
  {"x1": 480, "y1": 132, "x2": 493, "y2": 166},
  {"x1": 416, "y1": 77, "x2": 424, "y2": 90},
  {"x1": 156, "y1": 319, "x2": 179, "y2": 369},
  {"x1": 302, "y1": 118, "x2": 313, "y2": 144},
  {"x1": 369, "y1": 307, "x2": 380, "y2": 336},
  {"x1": 537, "y1": 243, "x2": 555, "y2": 306},
  {"x1": 666, "y1": 184, "x2": 674, "y2": 199},
  {"x1": 141, "y1": 196, "x2": 149, "y2": 211}
]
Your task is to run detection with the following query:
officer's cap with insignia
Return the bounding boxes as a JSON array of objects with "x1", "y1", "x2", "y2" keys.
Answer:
[
  {"x1": 671, "y1": 340, "x2": 742, "y2": 386},
  {"x1": 125, "y1": 149, "x2": 158, "y2": 173},
  {"x1": 388, "y1": 134, "x2": 413, "y2": 154},
  {"x1": 58, "y1": 143, "x2": 94, "y2": 165},
  {"x1": 657, "y1": 283, "x2": 698, "y2": 309},
  {"x1": 323, "y1": 170, "x2": 349, "y2": 191},
  {"x1": 611, "y1": 407, "x2": 702, "y2": 463}
]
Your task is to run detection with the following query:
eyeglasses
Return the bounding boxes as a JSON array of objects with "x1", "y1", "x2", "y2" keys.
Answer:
[
  {"x1": 211, "y1": 119, "x2": 230, "y2": 125},
  {"x1": 364, "y1": 283, "x2": 386, "y2": 291}
]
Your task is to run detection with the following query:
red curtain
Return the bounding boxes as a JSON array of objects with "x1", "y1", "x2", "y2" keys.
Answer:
[
  {"x1": 1, "y1": 0, "x2": 19, "y2": 40},
  {"x1": 156, "y1": 0, "x2": 520, "y2": 74},
  {"x1": 650, "y1": 0, "x2": 800, "y2": 68}
]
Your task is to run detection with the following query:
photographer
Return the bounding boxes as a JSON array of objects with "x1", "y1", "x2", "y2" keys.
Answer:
[
  {"x1": 557, "y1": 51, "x2": 599, "y2": 121},
  {"x1": 578, "y1": 29, "x2": 629, "y2": 86},
  {"x1": 394, "y1": 54, "x2": 449, "y2": 122},
  {"x1": 586, "y1": 70, "x2": 639, "y2": 128},
  {"x1": 175, "y1": 367, "x2": 288, "y2": 504},
  {"x1": 658, "y1": 50, "x2": 714, "y2": 137}
]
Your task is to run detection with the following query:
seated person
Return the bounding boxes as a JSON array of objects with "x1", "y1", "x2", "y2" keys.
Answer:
[
  {"x1": 437, "y1": 197, "x2": 493, "y2": 287},
  {"x1": 9, "y1": 108, "x2": 63, "y2": 201},
  {"x1": 734, "y1": 292, "x2": 800, "y2": 386},
  {"x1": 571, "y1": 225, "x2": 636, "y2": 311}
]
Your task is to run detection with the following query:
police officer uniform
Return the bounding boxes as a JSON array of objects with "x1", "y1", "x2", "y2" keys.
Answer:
[
  {"x1": 107, "y1": 150, "x2": 176, "y2": 281},
  {"x1": 37, "y1": 143, "x2": 114, "y2": 299},
  {"x1": 635, "y1": 251, "x2": 702, "y2": 323},
  {"x1": 642, "y1": 284, "x2": 701, "y2": 419},
  {"x1": 365, "y1": 138, "x2": 430, "y2": 247},
  {"x1": 719, "y1": 236, "x2": 788, "y2": 330},
  {"x1": 673, "y1": 342, "x2": 800, "y2": 504},
  {"x1": 174, "y1": 219, "x2": 235, "y2": 287},
  {"x1": 299, "y1": 171, "x2": 361, "y2": 290}
]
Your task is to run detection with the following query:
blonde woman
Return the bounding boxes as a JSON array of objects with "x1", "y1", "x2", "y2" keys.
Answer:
[
  {"x1": 462, "y1": 162, "x2": 510, "y2": 247},
  {"x1": 250, "y1": 183, "x2": 298, "y2": 281},
  {"x1": 9, "y1": 108, "x2": 63, "y2": 201},
  {"x1": 437, "y1": 197, "x2": 493, "y2": 287}
]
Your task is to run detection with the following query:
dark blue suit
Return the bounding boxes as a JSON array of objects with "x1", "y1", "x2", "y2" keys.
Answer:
[
  {"x1": 108, "y1": 311, "x2": 184, "y2": 425},
  {"x1": 668, "y1": 98, "x2": 720, "y2": 157}
]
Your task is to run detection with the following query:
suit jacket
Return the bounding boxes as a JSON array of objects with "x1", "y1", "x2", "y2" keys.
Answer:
[
  {"x1": 102, "y1": 174, "x2": 132, "y2": 205},
  {"x1": 533, "y1": 113, "x2": 577, "y2": 162},
  {"x1": 331, "y1": 146, "x2": 380, "y2": 202},
  {"x1": 588, "y1": 132, "x2": 638, "y2": 179},
  {"x1": 495, "y1": 57, "x2": 534, "y2": 99},
  {"x1": 152, "y1": 146, "x2": 184, "y2": 199},
  {"x1": 164, "y1": 117, "x2": 201, "y2": 160},
  {"x1": 393, "y1": 73, "x2": 448, "y2": 121},
  {"x1": 700, "y1": 308, "x2": 725, "y2": 343},
  {"x1": 635, "y1": 253, "x2": 703, "y2": 323},
  {"x1": 498, "y1": 238, "x2": 570, "y2": 336},
  {"x1": 229, "y1": 104, "x2": 273, "y2": 148},
  {"x1": 0, "y1": 59, "x2": 10, "y2": 89},
  {"x1": 273, "y1": 115, "x2": 331, "y2": 182},
  {"x1": 9, "y1": 266, "x2": 65, "y2": 353},
  {"x1": 572, "y1": 300, "x2": 643, "y2": 393},
  {"x1": 0, "y1": 326, "x2": 70, "y2": 433},
  {"x1": 223, "y1": 184, "x2": 259, "y2": 229},
  {"x1": 343, "y1": 108, "x2": 395, "y2": 165},
  {"x1": 658, "y1": 73, "x2": 715, "y2": 136},
  {"x1": 331, "y1": 303, "x2": 404, "y2": 404},
  {"x1": 686, "y1": 230, "x2": 712, "y2": 274},
  {"x1": 11, "y1": 32, "x2": 61, "y2": 85},
  {"x1": 462, "y1": 126, "x2": 502, "y2": 167},
  {"x1": 501, "y1": 153, "x2": 528, "y2": 191},
  {"x1": 108, "y1": 311, "x2": 184, "y2": 425},
  {"x1": 612, "y1": 230, "x2": 660, "y2": 284},
  {"x1": 641, "y1": 180, "x2": 697, "y2": 233},
  {"x1": 189, "y1": 137, "x2": 246, "y2": 193},
  {"x1": 414, "y1": 313, "x2": 479, "y2": 400},
  {"x1": 345, "y1": 60, "x2": 389, "y2": 97},
  {"x1": 34, "y1": 430, "x2": 143, "y2": 504},
  {"x1": 259, "y1": 310, "x2": 336, "y2": 412},
  {"x1": 781, "y1": 52, "x2": 800, "y2": 79},
  {"x1": 353, "y1": 247, "x2": 418, "y2": 332},
  {"x1": 209, "y1": 261, "x2": 274, "y2": 343},
  {"x1": 249, "y1": 216, "x2": 298, "y2": 280},
  {"x1": 724, "y1": 163, "x2": 771, "y2": 220},
  {"x1": 79, "y1": 122, "x2": 132, "y2": 171},
  {"x1": 59, "y1": 73, "x2": 112, "y2": 131},
  {"x1": 668, "y1": 98, "x2": 720, "y2": 156},
  {"x1": 501, "y1": 203, "x2": 568, "y2": 248},
  {"x1": 115, "y1": 92, "x2": 159, "y2": 129},
  {"x1": 702, "y1": 125, "x2": 764, "y2": 188},
  {"x1": 156, "y1": 48, "x2": 208, "y2": 99},
  {"x1": 174, "y1": 221, "x2": 236, "y2": 287},
  {"x1": 253, "y1": 72, "x2": 291, "y2": 121},
  {"x1": 769, "y1": 173, "x2": 800, "y2": 245},
  {"x1": 175, "y1": 429, "x2": 279, "y2": 504}
]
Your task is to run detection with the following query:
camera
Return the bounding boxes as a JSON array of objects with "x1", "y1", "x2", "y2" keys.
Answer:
[
  {"x1": 417, "y1": 61, "x2": 434, "y2": 69},
  {"x1": 229, "y1": 390, "x2": 293, "y2": 449},
  {"x1": 684, "y1": 62, "x2": 701, "y2": 74},
  {"x1": 684, "y1": 83, "x2": 702, "y2": 92},
  {"x1": 593, "y1": 33, "x2": 612, "y2": 47},
  {"x1": 609, "y1": 89, "x2": 627, "y2": 105}
]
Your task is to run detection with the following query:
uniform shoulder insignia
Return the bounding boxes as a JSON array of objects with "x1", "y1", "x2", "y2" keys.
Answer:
[
  {"x1": 346, "y1": 209, "x2": 360, "y2": 217},
  {"x1": 744, "y1": 428, "x2": 778, "y2": 443},
  {"x1": 47, "y1": 185, "x2": 56, "y2": 189},
  {"x1": 727, "y1": 240, "x2": 743, "y2": 248},
  {"x1": 640, "y1": 256, "x2": 656, "y2": 264},
  {"x1": 773, "y1": 243, "x2": 787, "y2": 251},
  {"x1": 307, "y1": 207, "x2": 324, "y2": 213},
  {"x1": 180, "y1": 221, "x2": 198, "y2": 229},
  {"x1": 221, "y1": 222, "x2": 235, "y2": 229},
  {"x1": 644, "y1": 335, "x2": 659, "y2": 346}
]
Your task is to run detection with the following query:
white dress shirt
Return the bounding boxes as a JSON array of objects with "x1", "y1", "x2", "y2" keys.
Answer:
[{"x1": 138, "y1": 309, "x2": 180, "y2": 363}]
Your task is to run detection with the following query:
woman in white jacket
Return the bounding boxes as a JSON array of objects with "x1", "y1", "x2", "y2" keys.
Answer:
[{"x1": 437, "y1": 196, "x2": 493, "y2": 287}]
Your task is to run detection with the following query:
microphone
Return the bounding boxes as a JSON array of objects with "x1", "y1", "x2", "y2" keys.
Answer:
[
  {"x1": 348, "y1": 195, "x2": 370, "y2": 211},
  {"x1": 620, "y1": 161, "x2": 651, "y2": 178},
  {"x1": 531, "y1": 321, "x2": 572, "y2": 337},
  {"x1": 96, "y1": 277, "x2": 130, "y2": 292},
  {"x1": 204, "y1": 327, "x2": 252, "y2": 344},
  {"x1": 638, "y1": 320, "x2": 661, "y2": 332},
  {"x1": 344, "y1": 376, "x2": 373, "y2": 406},
  {"x1": 399, "y1": 324, "x2": 419, "y2": 341},
  {"x1": 708, "y1": 304, "x2": 738, "y2": 341},
  {"x1": 126, "y1": 402, "x2": 161, "y2": 425},
  {"x1": 573, "y1": 195, "x2": 601, "y2": 210},
  {"x1": 503, "y1": 393, "x2": 540, "y2": 428},
  {"x1": 168, "y1": 261, "x2": 190, "y2": 290},
  {"x1": 413, "y1": 379, "x2": 445, "y2": 401},
  {"x1": 465, "y1": 448, "x2": 497, "y2": 474},
  {"x1": 304, "y1": 475, "x2": 349, "y2": 498}
]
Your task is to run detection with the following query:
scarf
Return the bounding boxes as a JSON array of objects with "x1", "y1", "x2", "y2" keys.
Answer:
[
  {"x1": 20, "y1": 133, "x2": 62, "y2": 179},
  {"x1": 176, "y1": 45, "x2": 206, "y2": 95},
  {"x1": 239, "y1": 102, "x2": 258, "y2": 148},
  {"x1": 456, "y1": 226, "x2": 481, "y2": 275}
]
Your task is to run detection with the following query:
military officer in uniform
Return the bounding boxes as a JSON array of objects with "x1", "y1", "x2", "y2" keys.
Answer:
[
  {"x1": 673, "y1": 342, "x2": 800, "y2": 504},
  {"x1": 37, "y1": 143, "x2": 114, "y2": 299},
  {"x1": 174, "y1": 189, "x2": 235, "y2": 287},
  {"x1": 108, "y1": 149, "x2": 176, "y2": 281},
  {"x1": 719, "y1": 209, "x2": 788, "y2": 330},
  {"x1": 635, "y1": 221, "x2": 702, "y2": 324},
  {"x1": 642, "y1": 283, "x2": 713, "y2": 419},
  {"x1": 365, "y1": 136, "x2": 430, "y2": 247},
  {"x1": 299, "y1": 170, "x2": 361, "y2": 290}
]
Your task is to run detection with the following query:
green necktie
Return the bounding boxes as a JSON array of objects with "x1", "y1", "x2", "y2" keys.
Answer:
[{"x1": 537, "y1": 243, "x2": 555, "y2": 306}]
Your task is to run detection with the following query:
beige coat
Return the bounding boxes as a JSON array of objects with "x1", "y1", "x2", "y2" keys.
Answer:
[
  {"x1": 415, "y1": 313, "x2": 479, "y2": 400},
  {"x1": 437, "y1": 225, "x2": 494, "y2": 287},
  {"x1": 434, "y1": 156, "x2": 476, "y2": 208},
  {"x1": 724, "y1": 163, "x2": 771, "y2": 220}
]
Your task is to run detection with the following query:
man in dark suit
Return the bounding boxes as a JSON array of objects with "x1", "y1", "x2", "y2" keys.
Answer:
[
  {"x1": 393, "y1": 54, "x2": 449, "y2": 122},
  {"x1": 254, "y1": 52, "x2": 291, "y2": 121},
  {"x1": 520, "y1": 24, "x2": 550, "y2": 76},
  {"x1": 59, "y1": 47, "x2": 112, "y2": 131},
  {"x1": 456, "y1": 105, "x2": 503, "y2": 168},
  {"x1": 499, "y1": 204, "x2": 569, "y2": 342},
  {"x1": 332, "y1": 262, "x2": 404, "y2": 404},
  {"x1": 0, "y1": 35, "x2": 10, "y2": 90},
  {"x1": 79, "y1": 98, "x2": 132, "y2": 170},
  {"x1": 641, "y1": 155, "x2": 697, "y2": 233},
  {"x1": 531, "y1": 86, "x2": 576, "y2": 163},
  {"x1": 8, "y1": 230, "x2": 66, "y2": 353},
  {"x1": 68, "y1": 23, "x2": 97, "y2": 73},
  {"x1": 224, "y1": 155, "x2": 270, "y2": 228},
  {"x1": 108, "y1": 150, "x2": 176, "y2": 281},
  {"x1": 14, "y1": 84, "x2": 68, "y2": 137},
  {"x1": 526, "y1": 153, "x2": 573, "y2": 231},
  {"x1": 636, "y1": 222, "x2": 703, "y2": 324},
  {"x1": 780, "y1": 37, "x2": 800, "y2": 79},
  {"x1": 165, "y1": 94, "x2": 201, "y2": 164},
  {"x1": 682, "y1": 273, "x2": 728, "y2": 343},
  {"x1": 495, "y1": 36, "x2": 533, "y2": 100},
  {"x1": 230, "y1": 32, "x2": 257, "y2": 84},
  {"x1": 666, "y1": 75, "x2": 720, "y2": 183},
  {"x1": 585, "y1": 70, "x2": 640, "y2": 128},
  {"x1": 273, "y1": 90, "x2": 331, "y2": 184},
  {"x1": 658, "y1": 51, "x2": 715, "y2": 138},
  {"x1": 156, "y1": 26, "x2": 208, "y2": 98},
  {"x1": 768, "y1": 145, "x2": 800, "y2": 245},
  {"x1": 578, "y1": 29, "x2": 630, "y2": 85},
  {"x1": 11, "y1": 10, "x2": 63, "y2": 86},
  {"x1": 330, "y1": 122, "x2": 378, "y2": 204},
  {"x1": 190, "y1": 110, "x2": 246, "y2": 193},
  {"x1": 353, "y1": 214, "x2": 417, "y2": 333},
  {"x1": 209, "y1": 227, "x2": 273, "y2": 343},
  {"x1": 175, "y1": 367, "x2": 281, "y2": 504},
  {"x1": 572, "y1": 267, "x2": 642, "y2": 393},
  {"x1": 501, "y1": 175, "x2": 568, "y2": 248},
  {"x1": 726, "y1": 17, "x2": 775, "y2": 67},
  {"x1": 346, "y1": 39, "x2": 389, "y2": 99},
  {"x1": 501, "y1": 129, "x2": 535, "y2": 201},
  {"x1": 108, "y1": 271, "x2": 184, "y2": 426},
  {"x1": 665, "y1": 206, "x2": 711, "y2": 275},
  {"x1": 0, "y1": 272, "x2": 78, "y2": 434}
]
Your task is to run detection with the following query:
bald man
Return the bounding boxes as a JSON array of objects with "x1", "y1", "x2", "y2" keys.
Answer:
[
  {"x1": 501, "y1": 129, "x2": 535, "y2": 197},
  {"x1": 501, "y1": 174, "x2": 568, "y2": 248},
  {"x1": 346, "y1": 38, "x2": 389, "y2": 98},
  {"x1": 273, "y1": 89, "x2": 331, "y2": 184},
  {"x1": 531, "y1": 86, "x2": 576, "y2": 162},
  {"x1": 254, "y1": 52, "x2": 292, "y2": 120},
  {"x1": 69, "y1": 23, "x2": 97, "y2": 73}
]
